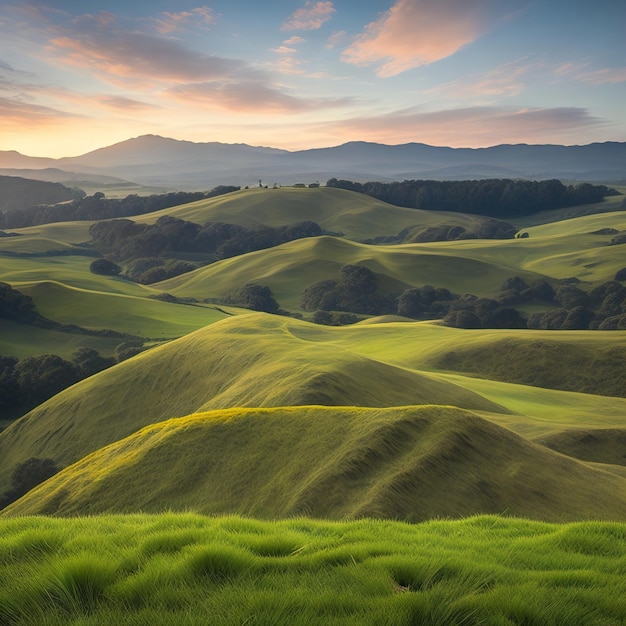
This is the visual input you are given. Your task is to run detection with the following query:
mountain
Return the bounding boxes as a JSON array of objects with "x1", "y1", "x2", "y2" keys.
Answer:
[{"x1": 1, "y1": 136, "x2": 624, "y2": 190}]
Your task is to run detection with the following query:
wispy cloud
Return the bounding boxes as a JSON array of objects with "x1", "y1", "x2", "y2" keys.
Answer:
[
  {"x1": 0, "y1": 95, "x2": 83, "y2": 128},
  {"x1": 555, "y1": 63, "x2": 626, "y2": 85},
  {"x1": 47, "y1": 14, "x2": 244, "y2": 88},
  {"x1": 283, "y1": 36, "x2": 305, "y2": 45},
  {"x1": 342, "y1": 0, "x2": 525, "y2": 77},
  {"x1": 431, "y1": 58, "x2": 542, "y2": 101},
  {"x1": 321, "y1": 105, "x2": 609, "y2": 146},
  {"x1": 152, "y1": 6, "x2": 216, "y2": 34},
  {"x1": 282, "y1": 1, "x2": 335, "y2": 31},
  {"x1": 166, "y1": 81, "x2": 352, "y2": 113},
  {"x1": 94, "y1": 95, "x2": 159, "y2": 111}
]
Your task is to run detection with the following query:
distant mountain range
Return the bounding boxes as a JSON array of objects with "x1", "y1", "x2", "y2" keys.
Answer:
[{"x1": 1, "y1": 135, "x2": 625, "y2": 191}]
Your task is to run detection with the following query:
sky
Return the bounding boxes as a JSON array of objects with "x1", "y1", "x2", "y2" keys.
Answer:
[{"x1": 0, "y1": 0, "x2": 625, "y2": 157}]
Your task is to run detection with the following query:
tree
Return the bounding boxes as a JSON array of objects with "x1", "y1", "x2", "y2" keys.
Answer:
[
  {"x1": 0, "y1": 457, "x2": 59, "y2": 509},
  {"x1": 14, "y1": 354, "x2": 80, "y2": 407},
  {"x1": 0, "y1": 282, "x2": 36, "y2": 321},
  {"x1": 443, "y1": 310, "x2": 482, "y2": 329},
  {"x1": 227, "y1": 283, "x2": 280, "y2": 313},
  {"x1": 555, "y1": 285, "x2": 589, "y2": 310},
  {"x1": 90, "y1": 258, "x2": 122, "y2": 276}
]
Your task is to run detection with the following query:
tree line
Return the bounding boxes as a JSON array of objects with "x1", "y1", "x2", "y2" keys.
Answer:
[
  {"x1": 0, "y1": 186, "x2": 240, "y2": 229},
  {"x1": 326, "y1": 178, "x2": 619, "y2": 218},
  {"x1": 300, "y1": 264, "x2": 626, "y2": 330}
]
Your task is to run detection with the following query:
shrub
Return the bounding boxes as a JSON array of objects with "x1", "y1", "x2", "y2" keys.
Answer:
[
  {"x1": 89, "y1": 258, "x2": 121, "y2": 276},
  {"x1": 0, "y1": 457, "x2": 60, "y2": 508},
  {"x1": 226, "y1": 283, "x2": 280, "y2": 313},
  {"x1": 443, "y1": 310, "x2": 482, "y2": 328}
]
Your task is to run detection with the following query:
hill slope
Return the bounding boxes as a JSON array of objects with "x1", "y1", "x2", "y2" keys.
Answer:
[
  {"x1": 0, "y1": 314, "x2": 505, "y2": 493},
  {"x1": 5, "y1": 405, "x2": 626, "y2": 522},
  {"x1": 0, "y1": 175, "x2": 82, "y2": 213}
]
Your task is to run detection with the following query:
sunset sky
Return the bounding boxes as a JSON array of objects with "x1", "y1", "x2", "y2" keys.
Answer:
[{"x1": 1, "y1": 0, "x2": 625, "y2": 157}]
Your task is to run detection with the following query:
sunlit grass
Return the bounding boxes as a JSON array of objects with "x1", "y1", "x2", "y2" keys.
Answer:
[
  {"x1": 4, "y1": 404, "x2": 626, "y2": 521},
  {"x1": 0, "y1": 513, "x2": 624, "y2": 625}
]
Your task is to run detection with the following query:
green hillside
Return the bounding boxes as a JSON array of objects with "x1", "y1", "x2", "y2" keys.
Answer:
[
  {"x1": 0, "y1": 314, "x2": 507, "y2": 493},
  {"x1": 1, "y1": 186, "x2": 625, "y2": 524},
  {"x1": 2, "y1": 313, "x2": 626, "y2": 512},
  {"x1": 131, "y1": 186, "x2": 488, "y2": 240},
  {"x1": 6, "y1": 405, "x2": 626, "y2": 521},
  {"x1": 1, "y1": 514, "x2": 625, "y2": 626}
]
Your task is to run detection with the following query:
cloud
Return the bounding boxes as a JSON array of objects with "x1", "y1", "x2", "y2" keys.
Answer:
[
  {"x1": 321, "y1": 105, "x2": 609, "y2": 146},
  {"x1": 0, "y1": 95, "x2": 82, "y2": 128},
  {"x1": 48, "y1": 34, "x2": 244, "y2": 88},
  {"x1": 327, "y1": 30, "x2": 346, "y2": 48},
  {"x1": 94, "y1": 95, "x2": 158, "y2": 111},
  {"x1": 152, "y1": 6, "x2": 216, "y2": 34},
  {"x1": 166, "y1": 81, "x2": 352, "y2": 113},
  {"x1": 431, "y1": 58, "x2": 542, "y2": 101},
  {"x1": 555, "y1": 64, "x2": 626, "y2": 85},
  {"x1": 282, "y1": 1, "x2": 335, "y2": 31},
  {"x1": 342, "y1": 0, "x2": 524, "y2": 77},
  {"x1": 271, "y1": 46, "x2": 297, "y2": 55},
  {"x1": 283, "y1": 36, "x2": 305, "y2": 45}
]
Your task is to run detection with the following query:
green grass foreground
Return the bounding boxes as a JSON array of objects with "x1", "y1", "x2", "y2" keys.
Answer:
[{"x1": 1, "y1": 514, "x2": 625, "y2": 625}]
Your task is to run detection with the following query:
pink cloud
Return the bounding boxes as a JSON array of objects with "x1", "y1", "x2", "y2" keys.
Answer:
[
  {"x1": 166, "y1": 81, "x2": 352, "y2": 113},
  {"x1": 342, "y1": 0, "x2": 524, "y2": 77},
  {"x1": 94, "y1": 95, "x2": 158, "y2": 111},
  {"x1": 48, "y1": 29, "x2": 243, "y2": 87},
  {"x1": 153, "y1": 6, "x2": 216, "y2": 34},
  {"x1": 0, "y1": 95, "x2": 82, "y2": 128},
  {"x1": 571, "y1": 67, "x2": 626, "y2": 85},
  {"x1": 283, "y1": 36, "x2": 305, "y2": 45},
  {"x1": 431, "y1": 58, "x2": 542, "y2": 100},
  {"x1": 282, "y1": 2, "x2": 335, "y2": 31},
  {"x1": 320, "y1": 105, "x2": 609, "y2": 147}
]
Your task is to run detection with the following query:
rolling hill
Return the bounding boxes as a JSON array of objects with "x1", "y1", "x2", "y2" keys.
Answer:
[
  {"x1": 1, "y1": 183, "x2": 625, "y2": 522},
  {"x1": 5, "y1": 405, "x2": 626, "y2": 521}
]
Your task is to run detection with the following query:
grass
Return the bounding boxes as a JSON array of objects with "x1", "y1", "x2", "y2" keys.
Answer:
[
  {"x1": 1, "y1": 313, "x2": 626, "y2": 506},
  {"x1": 16, "y1": 281, "x2": 229, "y2": 339},
  {"x1": 4, "y1": 405, "x2": 626, "y2": 521},
  {"x1": 0, "y1": 513, "x2": 625, "y2": 625},
  {"x1": 131, "y1": 186, "x2": 489, "y2": 240}
]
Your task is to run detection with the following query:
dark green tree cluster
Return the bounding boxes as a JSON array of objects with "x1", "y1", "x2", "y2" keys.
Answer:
[
  {"x1": 0, "y1": 348, "x2": 116, "y2": 421},
  {"x1": 528, "y1": 280, "x2": 626, "y2": 330},
  {"x1": 223, "y1": 283, "x2": 280, "y2": 313},
  {"x1": 327, "y1": 178, "x2": 617, "y2": 218},
  {"x1": 89, "y1": 216, "x2": 323, "y2": 283},
  {"x1": 366, "y1": 218, "x2": 518, "y2": 244},
  {"x1": 301, "y1": 265, "x2": 397, "y2": 316},
  {"x1": 443, "y1": 296, "x2": 527, "y2": 329},
  {"x1": 301, "y1": 268, "x2": 617, "y2": 330},
  {"x1": 0, "y1": 281, "x2": 37, "y2": 322},
  {"x1": 0, "y1": 186, "x2": 239, "y2": 229},
  {"x1": 0, "y1": 457, "x2": 60, "y2": 510}
]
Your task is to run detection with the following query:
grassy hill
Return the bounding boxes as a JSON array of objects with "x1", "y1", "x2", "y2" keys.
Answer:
[
  {"x1": 0, "y1": 314, "x2": 507, "y2": 493},
  {"x1": 131, "y1": 186, "x2": 488, "y2": 241},
  {"x1": 1, "y1": 186, "x2": 625, "y2": 525},
  {"x1": 2, "y1": 313, "x2": 626, "y2": 513},
  {"x1": 6, "y1": 405, "x2": 626, "y2": 521}
]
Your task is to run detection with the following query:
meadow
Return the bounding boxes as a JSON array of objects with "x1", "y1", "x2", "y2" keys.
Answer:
[
  {"x1": 1, "y1": 184, "x2": 625, "y2": 623},
  {"x1": 1, "y1": 513, "x2": 625, "y2": 626}
]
